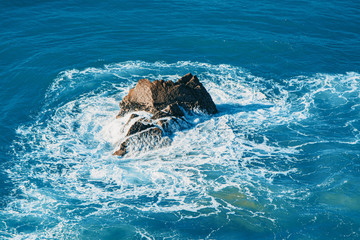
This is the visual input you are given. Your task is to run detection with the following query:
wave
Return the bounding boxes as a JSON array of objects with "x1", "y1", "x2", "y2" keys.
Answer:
[{"x1": 1, "y1": 61, "x2": 359, "y2": 239}]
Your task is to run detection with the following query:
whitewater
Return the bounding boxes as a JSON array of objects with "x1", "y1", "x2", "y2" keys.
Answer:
[{"x1": 1, "y1": 61, "x2": 359, "y2": 239}]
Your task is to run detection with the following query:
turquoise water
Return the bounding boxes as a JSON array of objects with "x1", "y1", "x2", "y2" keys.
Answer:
[{"x1": 1, "y1": 1, "x2": 360, "y2": 239}]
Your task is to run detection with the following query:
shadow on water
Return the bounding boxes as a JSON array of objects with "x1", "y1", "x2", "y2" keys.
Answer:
[{"x1": 216, "y1": 103, "x2": 273, "y2": 116}]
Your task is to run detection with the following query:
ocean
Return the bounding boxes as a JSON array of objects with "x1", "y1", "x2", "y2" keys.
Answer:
[{"x1": 0, "y1": 0, "x2": 359, "y2": 239}]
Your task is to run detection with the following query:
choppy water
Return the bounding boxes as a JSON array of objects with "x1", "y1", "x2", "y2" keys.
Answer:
[{"x1": 1, "y1": 1, "x2": 360, "y2": 239}]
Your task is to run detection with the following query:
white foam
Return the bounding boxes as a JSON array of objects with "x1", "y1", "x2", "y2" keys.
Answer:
[{"x1": 3, "y1": 61, "x2": 360, "y2": 239}]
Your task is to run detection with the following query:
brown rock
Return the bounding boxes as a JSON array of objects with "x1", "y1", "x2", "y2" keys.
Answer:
[
  {"x1": 113, "y1": 73, "x2": 217, "y2": 156},
  {"x1": 113, "y1": 141, "x2": 127, "y2": 156},
  {"x1": 117, "y1": 73, "x2": 217, "y2": 118},
  {"x1": 126, "y1": 119, "x2": 154, "y2": 136}
]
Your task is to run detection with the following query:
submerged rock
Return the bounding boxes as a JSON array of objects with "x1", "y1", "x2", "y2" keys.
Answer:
[{"x1": 113, "y1": 73, "x2": 217, "y2": 156}]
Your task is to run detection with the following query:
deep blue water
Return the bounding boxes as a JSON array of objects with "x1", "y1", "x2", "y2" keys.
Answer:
[{"x1": 1, "y1": 0, "x2": 360, "y2": 239}]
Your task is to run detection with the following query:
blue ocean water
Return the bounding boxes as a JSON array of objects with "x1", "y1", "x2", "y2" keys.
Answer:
[{"x1": 1, "y1": 0, "x2": 360, "y2": 239}]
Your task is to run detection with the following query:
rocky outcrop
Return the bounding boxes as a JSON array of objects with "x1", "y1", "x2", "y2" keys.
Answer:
[
  {"x1": 117, "y1": 73, "x2": 217, "y2": 118},
  {"x1": 113, "y1": 73, "x2": 217, "y2": 156}
]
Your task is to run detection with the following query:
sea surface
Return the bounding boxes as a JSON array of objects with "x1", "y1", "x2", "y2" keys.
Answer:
[{"x1": 1, "y1": 0, "x2": 360, "y2": 239}]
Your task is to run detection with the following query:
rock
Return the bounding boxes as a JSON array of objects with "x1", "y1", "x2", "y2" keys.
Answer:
[
  {"x1": 114, "y1": 126, "x2": 165, "y2": 156},
  {"x1": 151, "y1": 103, "x2": 184, "y2": 119},
  {"x1": 117, "y1": 73, "x2": 217, "y2": 118},
  {"x1": 113, "y1": 142, "x2": 127, "y2": 156},
  {"x1": 126, "y1": 119, "x2": 153, "y2": 136},
  {"x1": 113, "y1": 73, "x2": 217, "y2": 156}
]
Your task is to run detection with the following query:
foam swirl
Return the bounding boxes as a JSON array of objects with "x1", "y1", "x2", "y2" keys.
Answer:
[{"x1": 1, "y1": 61, "x2": 359, "y2": 239}]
